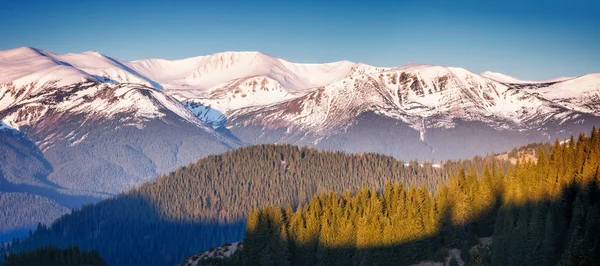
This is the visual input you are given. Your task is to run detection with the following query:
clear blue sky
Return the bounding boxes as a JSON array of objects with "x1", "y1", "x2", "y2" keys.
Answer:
[{"x1": 0, "y1": 0, "x2": 599, "y2": 80}]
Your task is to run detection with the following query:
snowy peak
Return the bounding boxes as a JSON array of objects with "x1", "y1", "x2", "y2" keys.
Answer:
[
  {"x1": 182, "y1": 51, "x2": 360, "y2": 92},
  {"x1": 42, "y1": 50, "x2": 159, "y2": 88},
  {"x1": 129, "y1": 51, "x2": 358, "y2": 92},
  {"x1": 345, "y1": 63, "x2": 389, "y2": 77},
  {"x1": 0, "y1": 47, "x2": 97, "y2": 87},
  {"x1": 0, "y1": 47, "x2": 157, "y2": 89},
  {"x1": 184, "y1": 51, "x2": 284, "y2": 88}
]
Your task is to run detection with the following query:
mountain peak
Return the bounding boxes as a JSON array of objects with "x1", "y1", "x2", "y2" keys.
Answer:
[
  {"x1": 81, "y1": 50, "x2": 104, "y2": 57},
  {"x1": 204, "y1": 51, "x2": 277, "y2": 67},
  {"x1": 0, "y1": 46, "x2": 46, "y2": 60}
]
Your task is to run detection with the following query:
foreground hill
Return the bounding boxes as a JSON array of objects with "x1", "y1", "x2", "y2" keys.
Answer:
[
  {"x1": 0, "y1": 144, "x2": 509, "y2": 266},
  {"x1": 194, "y1": 129, "x2": 600, "y2": 266}
]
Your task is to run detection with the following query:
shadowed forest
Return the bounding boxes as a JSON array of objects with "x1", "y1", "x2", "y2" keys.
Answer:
[{"x1": 0, "y1": 246, "x2": 105, "y2": 266}]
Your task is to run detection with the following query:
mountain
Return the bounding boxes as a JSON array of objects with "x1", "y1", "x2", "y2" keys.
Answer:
[
  {"x1": 0, "y1": 47, "x2": 237, "y2": 236},
  {"x1": 127, "y1": 51, "x2": 356, "y2": 92},
  {"x1": 1, "y1": 46, "x2": 600, "y2": 236},
  {"x1": 226, "y1": 64, "x2": 600, "y2": 160}
]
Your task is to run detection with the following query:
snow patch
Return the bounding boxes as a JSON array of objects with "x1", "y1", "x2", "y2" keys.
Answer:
[{"x1": 0, "y1": 119, "x2": 18, "y2": 132}]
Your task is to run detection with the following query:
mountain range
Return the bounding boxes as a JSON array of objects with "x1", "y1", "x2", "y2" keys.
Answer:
[{"x1": 1, "y1": 46, "x2": 599, "y2": 236}]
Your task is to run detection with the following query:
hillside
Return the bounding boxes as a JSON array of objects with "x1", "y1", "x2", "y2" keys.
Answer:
[
  {"x1": 0, "y1": 145, "x2": 509, "y2": 266},
  {"x1": 195, "y1": 128, "x2": 600, "y2": 266}
]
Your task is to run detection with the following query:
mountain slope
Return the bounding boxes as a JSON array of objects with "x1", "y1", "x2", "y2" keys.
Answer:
[
  {"x1": 2, "y1": 46, "x2": 600, "y2": 237},
  {"x1": 226, "y1": 64, "x2": 600, "y2": 160},
  {"x1": 0, "y1": 48, "x2": 239, "y2": 236},
  {"x1": 0, "y1": 81, "x2": 235, "y2": 193}
]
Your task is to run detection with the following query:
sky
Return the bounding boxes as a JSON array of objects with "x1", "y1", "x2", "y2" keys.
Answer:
[{"x1": 0, "y1": 0, "x2": 599, "y2": 80}]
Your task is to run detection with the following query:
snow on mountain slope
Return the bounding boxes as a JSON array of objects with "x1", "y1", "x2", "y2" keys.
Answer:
[
  {"x1": 0, "y1": 79, "x2": 235, "y2": 195},
  {"x1": 0, "y1": 66, "x2": 98, "y2": 116},
  {"x1": 346, "y1": 63, "x2": 390, "y2": 77},
  {"x1": 0, "y1": 47, "x2": 377, "y2": 124},
  {"x1": 0, "y1": 47, "x2": 91, "y2": 85},
  {"x1": 50, "y1": 51, "x2": 160, "y2": 88},
  {"x1": 480, "y1": 71, "x2": 528, "y2": 84},
  {"x1": 184, "y1": 51, "x2": 298, "y2": 89},
  {"x1": 0, "y1": 47, "x2": 157, "y2": 89},
  {"x1": 2, "y1": 46, "x2": 598, "y2": 135},
  {"x1": 524, "y1": 74, "x2": 600, "y2": 114},
  {"x1": 1, "y1": 82, "x2": 209, "y2": 133},
  {"x1": 228, "y1": 63, "x2": 587, "y2": 139},
  {"x1": 227, "y1": 72, "x2": 402, "y2": 136},
  {"x1": 278, "y1": 59, "x2": 356, "y2": 87},
  {"x1": 172, "y1": 76, "x2": 298, "y2": 111},
  {"x1": 0, "y1": 120, "x2": 17, "y2": 132},
  {"x1": 375, "y1": 64, "x2": 562, "y2": 125},
  {"x1": 0, "y1": 47, "x2": 165, "y2": 113},
  {"x1": 0, "y1": 47, "x2": 98, "y2": 110},
  {"x1": 129, "y1": 51, "x2": 359, "y2": 93},
  {"x1": 481, "y1": 71, "x2": 573, "y2": 84},
  {"x1": 169, "y1": 76, "x2": 302, "y2": 127},
  {"x1": 126, "y1": 56, "x2": 205, "y2": 89}
]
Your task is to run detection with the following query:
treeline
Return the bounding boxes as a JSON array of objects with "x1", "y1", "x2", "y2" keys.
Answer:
[
  {"x1": 0, "y1": 246, "x2": 105, "y2": 266},
  {"x1": 219, "y1": 131, "x2": 600, "y2": 266},
  {"x1": 1, "y1": 145, "x2": 508, "y2": 266}
]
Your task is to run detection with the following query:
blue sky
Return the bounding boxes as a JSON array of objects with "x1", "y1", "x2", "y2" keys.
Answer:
[{"x1": 0, "y1": 0, "x2": 598, "y2": 80}]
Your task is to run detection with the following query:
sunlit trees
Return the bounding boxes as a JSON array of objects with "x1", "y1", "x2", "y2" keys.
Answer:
[{"x1": 230, "y1": 128, "x2": 600, "y2": 266}]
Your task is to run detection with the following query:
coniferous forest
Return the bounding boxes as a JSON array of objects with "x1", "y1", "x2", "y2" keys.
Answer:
[
  {"x1": 0, "y1": 246, "x2": 105, "y2": 266},
  {"x1": 3, "y1": 130, "x2": 600, "y2": 266},
  {"x1": 216, "y1": 130, "x2": 600, "y2": 266},
  {"x1": 1, "y1": 144, "x2": 503, "y2": 265}
]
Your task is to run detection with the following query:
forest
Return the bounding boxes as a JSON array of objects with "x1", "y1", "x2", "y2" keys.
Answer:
[
  {"x1": 0, "y1": 246, "x2": 105, "y2": 266},
  {"x1": 211, "y1": 130, "x2": 600, "y2": 266},
  {"x1": 1, "y1": 144, "x2": 513, "y2": 265}
]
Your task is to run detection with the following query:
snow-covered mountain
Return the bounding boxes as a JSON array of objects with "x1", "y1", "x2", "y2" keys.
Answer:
[
  {"x1": 2, "y1": 46, "x2": 599, "y2": 161},
  {"x1": 228, "y1": 64, "x2": 597, "y2": 133},
  {"x1": 1, "y1": 46, "x2": 599, "y2": 235},
  {"x1": 125, "y1": 51, "x2": 355, "y2": 91},
  {"x1": 224, "y1": 63, "x2": 600, "y2": 159}
]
